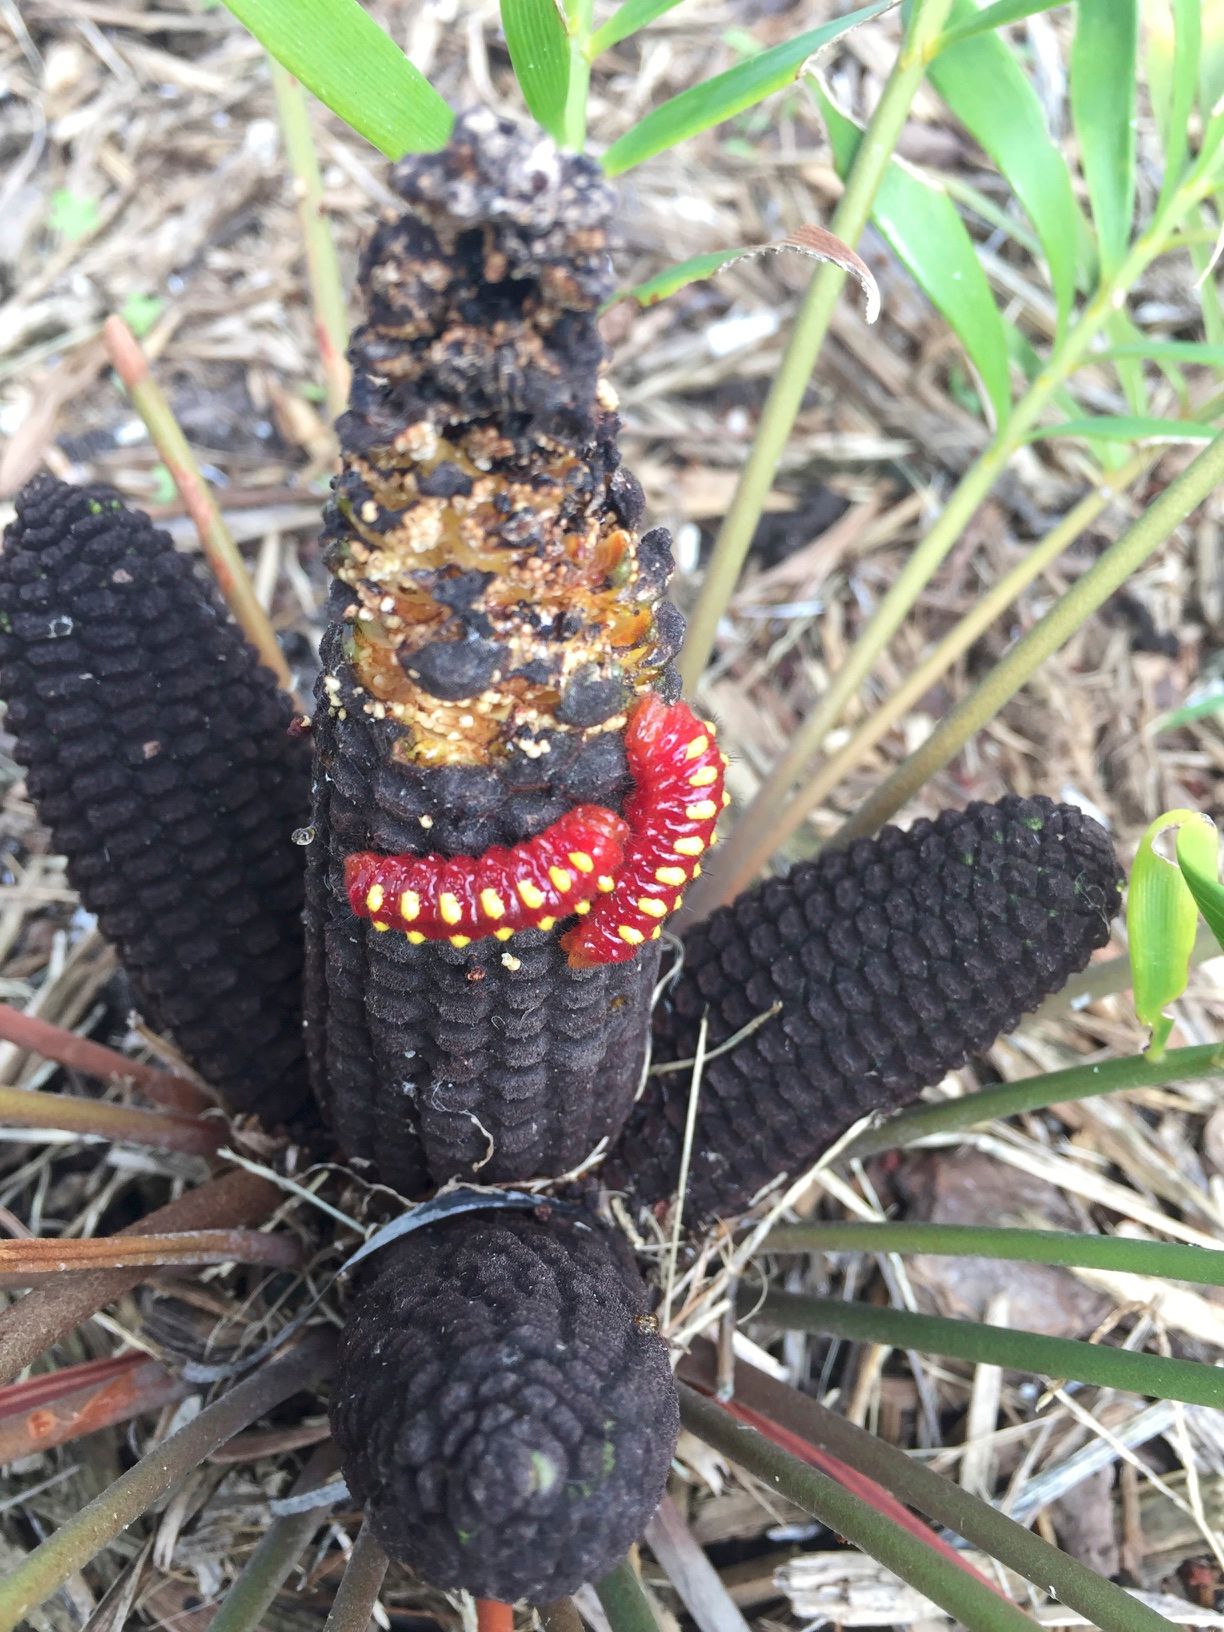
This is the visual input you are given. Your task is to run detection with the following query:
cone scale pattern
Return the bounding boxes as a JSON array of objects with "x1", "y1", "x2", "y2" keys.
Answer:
[
  {"x1": 330, "y1": 1208, "x2": 679, "y2": 1603},
  {"x1": 306, "y1": 111, "x2": 687, "y2": 1188},
  {"x1": 0, "y1": 477, "x2": 311, "y2": 1127},
  {"x1": 607, "y1": 796, "x2": 1122, "y2": 1221}
]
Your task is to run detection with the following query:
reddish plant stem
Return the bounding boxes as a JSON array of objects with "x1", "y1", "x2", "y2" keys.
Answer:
[
  {"x1": 0, "y1": 1354, "x2": 188, "y2": 1462},
  {"x1": 0, "y1": 1003, "x2": 211, "y2": 1114},
  {"x1": 0, "y1": 1353, "x2": 140, "y2": 1416},
  {"x1": 0, "y1": 1168, "x2": 282, "y2": 1384},
  {"x1": 0, "y1": 1226, "x2": 301, "y2": 1287},
  {"x1": 0, "y1": 1082, "x2": 221, "y2": 1157},
  {"x1": 477, "y1": 1600, "x2": 515, "y2": 1632},
  {"x1": 0, "y1": 1330, "x2": 335, "y2": 1632}
]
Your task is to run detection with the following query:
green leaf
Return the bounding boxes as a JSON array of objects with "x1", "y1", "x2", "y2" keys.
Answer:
[
  {"x1": 815, "y1": 86, "x2": 1012, "y2": 428},
  {"x1": 755, "y1": 1291, "x2": 1224, "y2": 1407},
  {"x1": 119, "y1": 292, "x2": 165, "y2": 339},
  {"x1": 1028, "y1": 415, "x2": 1219, "y2": 444},
  {"x1": 1176, "y1": 814, "x2": 1224, "y2": 954},
  {"x1": 220, "y1": 0, "x2": 452, "y2": 157},
  {"x1": 1070, "y1": 0, "x2": 1139, "y2": 276},
  {"x1": 1092, "y1": 339, "x2": 1224, "y2": 368},
  {"x1": 611, "y1": 227, "x2": 880, "y2": 318},
  {"x1": 926, "y1": 0, "x2": 1079, "y2": 330},
  {"x1": 933, "y1": 0, "x2": 1067, "y2": 50},
  {"x1": 600, "y1": 0, "x2": 895, "y2": 176},
  {"x1": 48, "y1": 189, "x2": 99, "y2": 241},
  {"x1": 1147, "y1": 0, "x2": 1202, "y2": 205},
  {"x1": 1129, "y1": 810, "x2": 1206, "y2": 1056},
  {"x1": 1201, "y1": 0, "x2": 1224, "y2": 116},
  {"x1": 589, "y1": 0, "x2": 687, "y2": 57},
  {"x1": 502, "y1": 0, "x2": 571, "y2": 141},
  {"x1": 1157, "y1": 677, "x2": 1224, "y2": 731}
]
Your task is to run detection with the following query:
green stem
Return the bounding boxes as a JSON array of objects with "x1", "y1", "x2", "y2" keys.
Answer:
[
  {"x1": 209, "y1": 1443, "x2": 341, "y2": 1632},
  {"x1": 677, "y1": 1385, "x2": 1039, "y2": 1632},
  {"x1": 270, "y1": 60, "x2": 351, "y2": 425},
  {"x1": 845, "y1": 1042, "x2": 1224, "y2": 1159},
  {"x1": 324, "y1": 1523, "x2": 390, "y2": 1632},
  {"x1": 685, "y1": 1354, "x2": 1178, "y2": 1632},
  {"x1": 595, "y1": 1561, "x2": 660, "y2": 1632},
  {"x1": 758, "y1": 1222, "x2": 1224, "y2": 1286},
  {"x1": 677, "y1": 0, "x2": 957, "y2": 693},
  {"x1": 753, "y1": 1291, "x2": 1224, "y2": 1407},
  {"x1": 0, "y1": 1332, "x2": 336, "y2": 1632},
  {"x1": 831, "y1": 427, "x2": 1224, "y2": 844},
  {"x1": 562, "y1": 0, "x2": 593, "y2": 151}
]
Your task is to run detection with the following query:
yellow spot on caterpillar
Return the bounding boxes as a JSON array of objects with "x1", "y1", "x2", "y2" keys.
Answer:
[
  {"x1": 401, "y1": 891, "x2": 421, "y2": 922},
  {"x1": 517, "y1": 879, "x2": 546, "y2": 910},
  {"x1": 439, "y1": 892, "x2": 463, "y2": 926},
  {"x1": 650, "y1": 926, "x2": 662, "y2": 940},
  {"x1": 721, "y1": 790, "x2": 731, "y2": 806},
  {"x1": 365, "y1": 884, "x2": 385, "y2": 913},
  {"x1": 655, "y1": 865, "x2": 686, "y2": 887},
  {"x1": 674, "y1": 896, "x2": 684, "y2": 910},
  {"x1": 685, "y1": 735, "x2": 709, "y2": 760},
  {"x1": 638, "y1": 897, "x2": 669, "y2": 919},
  {"x1": 568, "y1": 851, "x2": 595, "y2": 874},
  {"x1": 674, "y1": 835, "x2": 705, "y2": 857},
  {"x1": 720, "y1": 753, "x2": 730, "y2": 768},
  {"x1": 501, "y1": 953, "x2": 521, "y2": 971},
  {"x1": 574, "y1": 900, "x2": 591, "y2": 915},
  {"x1": 686, "y1": 800, "x2": 718, "y2": 822},
  {"x1": 597, "y1": 875, "x2": 616, "y2": 893},
  {"x1": 406, "y1": 930, "x2": 426, "y2": 944},
  {"x1": 480, "y1": 888, "x2": 506, "y2": 920},
  {"x1": 494, "y1": 927, "x2": 514, "y2": 941},
  {"x1": 693, "y1": 862, "x2": 702, "y2": 877},
  {"x1": 548, "y1": 866, "x2": 573, "y2": 893},
  {"x1": 704, "y1": 719, "x2": 717, "y2": 734},
  {"x1": 689, "y1": 764, "x2": 718, "y2": 787},
  {"x1": 537, "y1": 916, "x2": 557, "y2": 932},
  {"x1": 372, "y1": 920, "x2": 390, "y2": 932},
  {"x1": 449, "y1": 934, "x2": 471, "y2": 948},
  {"x1": 617, "y1": 925, "x2": 645, "y2": 946}
]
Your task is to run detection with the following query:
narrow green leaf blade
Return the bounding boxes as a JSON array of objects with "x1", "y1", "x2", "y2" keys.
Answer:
[
  {"x1": 611, "y1": 227, "x2": 880, "y2": 316},
  {"x1": 1147, "y1": 0, "x2": 1202, "y2": 203},
  {"x1": 1176, "y1": 814, "x2": 1224, "y2": 953},
  {"x1": 601, "y1": 0, "x2": 895, "y2": 177},
  {"x1": 1201, "y1": 0, "x2": 1224, "y2": 116},
  {"x1": 1128, "y1": 810, "x2": 1204, "y2": 1053},
  {"x1": 927, "y1": 0, "x2": 1079, "y2": 329},
  {"x1": 934, "y1": 0, "x2": 1067, "y2": 50},
  {"x1": 221, "y1": 0, "x2": 452, "y2": 157},
  {"x1": 590, "y1": 0, "x2": 687, "y2": 57},
  {"x1": 816, "y1": 86, "x2": 1012, "y2": 428},
  {"x1": 1070, "y1": 0, "x2": 1139, "y2": 275},
  {"x1": 1157, "y1": 677, "x2": 1224, "y2": 731},
  {"x1": 1093, "y1": 340, "x2": 1224, "y2": 368},
  {"x1": 1028, "y1": 416, "x2": 1218, "y2": 444},
  {"x1": 502, "y1": 0, "x2": 571, "y2": 141}
]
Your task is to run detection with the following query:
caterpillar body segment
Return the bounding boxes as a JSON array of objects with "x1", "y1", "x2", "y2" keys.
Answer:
[{"x1": 344, "y1": 804, "x2": 628, "y2": 944}]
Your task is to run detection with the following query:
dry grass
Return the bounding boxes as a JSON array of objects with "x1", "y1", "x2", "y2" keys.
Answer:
[{"x1": 1, "y1": 0, "x2": 1223, "y2": 1626}]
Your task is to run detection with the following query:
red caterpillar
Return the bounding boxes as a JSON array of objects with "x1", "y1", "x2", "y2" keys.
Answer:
[
  {"x1": 561, "y1": 696, "x2": 728, "y2": 968},
  {"x1": 344, "y1": 805, "x2": 629, "y2": 948}
]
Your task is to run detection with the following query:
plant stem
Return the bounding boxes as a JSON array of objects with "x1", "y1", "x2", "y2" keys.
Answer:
[
  {"x1": 682, "y1": 1352, "x2": 1178, "y2": 1632},
  {"x1": 0, "y1": 1330, "x2": 335, "y2": 1632},
  {"x1": 677, "y1": 1385, "x2": 1039, "y2": 1632},
  {"x1": 0, "y1": 1167, "x2": 282, "y2": 1385},
  {"x1": 0, "y1": 1082, "x2": 220, "y2": 1157},
  {"x1": 0, "y1": 1228, "x2": 301, "y2": 1287},
  {"x1": 757, "y1": 1222, "x2": 1224, "y2": 1285},
  {"x1": 0, "y1": 1002, "x2": 211, "y2": 1115},
  {"x1": 677, "y1": 0, "x2": 957, "y2": 693},
  {"x1": 477, "y1": 1601, "x2": 515, "y2": 1632},
  {"x1": 270, "y1": 60, "x2": 352, "y2": 425},
  {"x1": 561, "y1": 0, "x2": 593, "y2": 151},
  {"x1": 595, "y1": 1560, "x2": 660, "y2": 1632},
  {"x1": 844, "y1": 1041, "x2": 1224, "y2": 1160},
  {"x1": 699, "y1": 449, "x2": 1154, "y2": 909},
  {"x1": 752, "y1": 1290, "x2": 1224, "y2": 1406},
  {"x1": 832, "y1": 427, "x2": 1224, "y2": 843},
  {"x1": 535, "y1": 1601, "x2": 584, "y2": 1632},
  {"x1": 324, "y1": 1522, "x2": 390, "y2": 1632},
  {"x1": 102, "y1": 315, "x2": 295, "y2": 694},
  {"x1": 209, "y1": 1442, "x2": 341, "y2": 1632},
  {"x1": 0, "y1": 1356, "x2": 189, "y2": 1464}
]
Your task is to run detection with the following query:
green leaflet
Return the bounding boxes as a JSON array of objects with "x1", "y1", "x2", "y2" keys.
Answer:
[
  {"x1": 1129, "y1": 810, "x2": 1208, "y2": 1057},
  {"x1": 1070, "y1": 0, "x2": 1139, "y2": 275},
  {"x1": 501, "y1": 0, "x2": 572, "y2": 142}
]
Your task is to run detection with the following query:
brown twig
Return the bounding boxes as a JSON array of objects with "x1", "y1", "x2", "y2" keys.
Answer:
[
  {"x1": 323, "y1": 1521, "x2": 390, "y2": 1632},
  {"x1": 101, "y1": 314, "x2": 296, "y2": 695},
  {"x1": 0, "y1": 1081, "x2": 221, "y2": 1157},
  {"x1": 0, "y1": 1353, "x2": 188, "y2": 1463},
  {"x1": 0, "y1": 1227, "x2": 301, "y2": 1287},
  {"x1": 0, "y1": 1167, "x2": 282, "y2": 1384},
  {"x1": 0, "y1": 1002, "x2": 211, "y2": 1115}
]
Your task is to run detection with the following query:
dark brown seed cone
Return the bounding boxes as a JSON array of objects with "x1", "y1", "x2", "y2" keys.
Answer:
[
  {"x1": 0, "y1": 475, "x2": 312, "y2": 1128},
  {"x1": 306, "y1": 111, "x2": 684, "y2": 1187},
  {"x1": 330, "y1": 1208, "x2": 679, "y2": 1602},
  {"x1": 606, "y1": 796, "x2": 1123, "y2": 1221}
]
